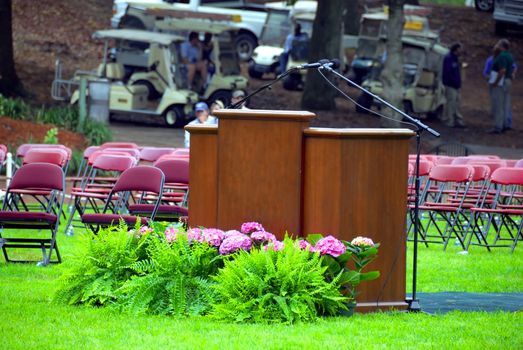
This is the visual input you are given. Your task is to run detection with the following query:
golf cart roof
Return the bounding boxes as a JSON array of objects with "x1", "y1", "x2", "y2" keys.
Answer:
[
  {"x1": 155, "y1": 18, "x2": 240, "y2": 35},
  {"x1": 93, "y1": 29, "x2": 183, "y2": 45}
]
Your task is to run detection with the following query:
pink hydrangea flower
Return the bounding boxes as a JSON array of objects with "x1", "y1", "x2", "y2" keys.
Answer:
[
  {"x1": 240, "y1": 221, "x2": 265, "y2": 234},
  {"x1": 351, "y1": 236, "x2": 375, "y2": 247},
  {"x1": 263, "y1": 240, "x2": 284, "y2": 252},
  {"x1": 314, "y1": 235, "x2": 346, "y2": 257},
  {"x1": 297, "y1": 239, "x2": 314, "y2": 251},
  {"x1": 219, "y1": 234, "x2": 252, "y2": 255},
  {"x1": 224, "y1": 230, "x2": 243, "y2": 238},
  {"x1": 164, "y1": 227, "x2": 179, "y2": 243},
  {"x1": 250, "y1": 230, "x2": 276, "y2": 243},
  {"x1": 187, "y1": 228, "x2": 204, "y2": 243},
  {"x1": 203, "y1": 228, "x2": 225, "y2": 247},
  {"x1": 138, "y1": 226, "x2": 153, "y2": 236}
]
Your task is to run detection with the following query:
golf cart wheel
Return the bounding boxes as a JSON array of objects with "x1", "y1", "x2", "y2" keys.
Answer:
[
  {"x1": 248, "y1": 64, "x2": 264, "y2": 79},
  {"x1": 163, "y1": 105, "x2": 185, "y2": 128},
  {"x1": 208, "y1": 90, "x2": 232, "y2": 107},
  {"x1": 356, "y1": 92, "x2": 373, "y2": 113},
  {"x1": 475, "y1": 0, "x2": 494, "y2": 12},
  {"x1": 427, "y1": 105, "x2": 443, "y2": 121},
  {"x1": 235, "y1": 32, "x2": 257, "y2": 61}
]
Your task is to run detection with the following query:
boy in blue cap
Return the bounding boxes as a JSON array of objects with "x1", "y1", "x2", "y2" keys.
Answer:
[{"x1": 184, "y1": 102, "x2": 218, "y2": 148}]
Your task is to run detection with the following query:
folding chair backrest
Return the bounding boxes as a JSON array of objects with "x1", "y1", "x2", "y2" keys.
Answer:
[
  {"x1": 154, "y1": 159, "x2": 189, "y2": 183},
  {"x1": 429, "y1": 165, "x2": 473, "y2": 183},
  {"x1": 16, "y1": 144, "x2": 71, "y2": 160},
  {"x1": 92, "y1": 154, "x2": 137, "y2": 172},
  {"x1": 83, "y1": 146, "x2": 100, "y2": 159},
  {"x1": 468, "y1": 160, "x2": 507, "y2": 174},
  {"x1": 112, "y1": 166, "x2": 165, "y2": 193},
  {"x1": 8, "y1": 163, "x2": 64, "y2": 191},
  {"x1": 100, "y1": 142, "x2": 138, "y2": 149},
  {"x1": 172, "y1": 148, "x2": 190, "y2": 158},
  {"x1": 435, "y1": 156, "x2": 454, "y2": 165},
  {"x1": 139, "y1": 147, "x2": 177, "y2": 162},
  {"x1": 0, "y1": 149, "x2": 6, "y2": 163},
  {"x1": 515, "y1": 159, "x2": 523, "y2": 168},
  {"x1": 87, "y1": 150, "x2": 134, "y2": 166},
  {"x1": 23, "y1": 149, "x2": 68, "y2": 167},
  {"x1": 489, "y1": 167, "x2": 523, "y2": 186},
  {"x1": 413, "y1": 160, "x2": 434, "y2": 177},
  {"x1": 102, "y1": 147, "x2": 141, "y2": 160},
  {"x1": 470, "y1": 164, "x2": 491, "y2": 182}
]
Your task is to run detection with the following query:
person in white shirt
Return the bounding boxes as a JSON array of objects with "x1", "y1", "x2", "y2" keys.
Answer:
[{"x1": 184, "y1": 102, "x2": 217, "y2": 148}]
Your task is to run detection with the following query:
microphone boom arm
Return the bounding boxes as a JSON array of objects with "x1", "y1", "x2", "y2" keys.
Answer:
[{"x1": 321, "y1": 65, "x2": 440, "y2": 137}]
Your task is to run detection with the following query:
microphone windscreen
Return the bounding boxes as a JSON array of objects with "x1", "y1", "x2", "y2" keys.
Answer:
[{"x1": 330, "y1": 59, "x2": 341, "y2": 69}]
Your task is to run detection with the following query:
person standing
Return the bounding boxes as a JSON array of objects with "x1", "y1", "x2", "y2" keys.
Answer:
[
  {"x1": 488, "y1": 39, "x2": 514, "y2": 134},
  {"x1": 279, "y1": 23, "x2": 308, "y2": 74},
  {"x1": 484, "y1": 44, "x2": 517, "y2": 131},
  {"x1": 442, "y1": 42, "x2": 466, "y2": 128},
  {"x1": 184, "y1": 102, "x2": 217, "y2": 148}
]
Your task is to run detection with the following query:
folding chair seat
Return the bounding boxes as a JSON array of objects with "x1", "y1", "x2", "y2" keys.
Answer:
[
  {"x1": 81, "y1": 166, "x2": 164, "y2": 232},
  {"x1": 409, "y1": 164, "x2": 474, "y2": 249},
  {"x1": 65, "y1": 154, "x2": 137, "y2": 234},
  {"x1": 466, "y1": 167, "x2": 523, "y2": 252},
  {"x1": 139, "y1": 147, "x2": 177, "y2": 163},
  {"x1": 128, "y1": 159, "x2": 189, "y2": 221},
  {"x1": 0, "y1": 163, "x2": 66, "y2": 265}
]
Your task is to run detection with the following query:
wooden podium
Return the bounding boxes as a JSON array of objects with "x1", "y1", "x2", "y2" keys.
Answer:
[{"x1": 186, "y1": 109, "x2": 414, "y2": 312}]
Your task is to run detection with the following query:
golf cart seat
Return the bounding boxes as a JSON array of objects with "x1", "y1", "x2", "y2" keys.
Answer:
[
  {"x1": 415, "y1": 69, "x2": 436, "y2": 96},
  {"x1": 106, "y1": 62, "x2": 126, "y2": 80}
]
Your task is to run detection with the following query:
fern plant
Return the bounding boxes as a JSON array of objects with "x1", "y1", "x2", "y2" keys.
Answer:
[
  {"x1": 210, "y1": 238, "x2": 349, "y2": 324},
  {"x1": 54, "y1": 221, "x2": 150, "y2": 306},
  {"x1": 113, "y1": 230, "x2": 222, "y2": 316}
]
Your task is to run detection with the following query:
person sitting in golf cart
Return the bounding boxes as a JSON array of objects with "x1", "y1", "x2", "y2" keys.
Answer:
[{"x1": 181, "y1": 31, "x2": 208, "y2": 90}]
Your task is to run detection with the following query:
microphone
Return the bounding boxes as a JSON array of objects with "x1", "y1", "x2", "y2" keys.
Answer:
[
  {"x1": 295, "y1": 59, "x2": 332, "y2": 70},
  {"x1": 320, "y1": 58, "x2": 340, "y2": 70}
]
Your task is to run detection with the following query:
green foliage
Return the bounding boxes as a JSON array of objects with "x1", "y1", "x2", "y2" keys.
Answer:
[
  {"x1": 114, "y1": 228, "x2": 222, "y2": 316},
  {"x1": 53, "y1": 221, "x2": 149, "y2": 306},
  {"x1": 211, "y1": 238, "x2": 349, "y2": 324},
  {"x1": 0, "y1": 94, "x2": 111, "y2": 145},
  {"x1": 44, "y1": 127, "x2": 59, "y2": 144}
]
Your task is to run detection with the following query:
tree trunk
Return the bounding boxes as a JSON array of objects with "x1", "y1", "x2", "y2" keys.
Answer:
[
  {"x1": 300, "y1": 0, "x2": 343, "y2": 111},
  {"x1": 343, "y1": 0, "x2": 360, "y2": 35},
  {"x1": 0, "y1": 0, "x2": 23, "y2": 97},
  {"x1": 379, "y1": 0, "x2": 404, "y2": 127}
]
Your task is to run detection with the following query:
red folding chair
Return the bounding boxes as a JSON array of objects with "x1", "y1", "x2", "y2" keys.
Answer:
[
  {"x1": 413, "y1": 165, "x2": 475, "y2": 250},
  {"x1": 64, "y1": 153, "x2": 137, "y2": 235},
  {"x1": 128, "y1": 159, "x2": 189, "y2": 221},
  {"x1": 81, "y1": 166, "x2": 164, "y2": 232},
  {"x1": 100, "y1": 142, "x2": 139, "y2": 149},
  {"x1": 139, "y1": 147, "x2": 177, "y2": 163},
  {"x1": 0, "y1": 163, "x2": 66, "y2": 265},
  {"x1": 466, "y1": 167, "x2": 523, "y2": 252}
]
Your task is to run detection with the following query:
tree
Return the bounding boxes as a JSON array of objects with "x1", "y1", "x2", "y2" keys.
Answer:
[
  {"x1": 379, "y1": 0, "x2": 405, "y2": 127},
  {"x1": 300, "y1": 0, "x2": 345, "y2": 111},
  {"x1": 0, "y1": 0, "x2": 23, "y2": 97}
]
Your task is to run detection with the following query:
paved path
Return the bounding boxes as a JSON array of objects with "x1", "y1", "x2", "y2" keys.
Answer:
[{"x1": 408, "y1": 292, "x2": 523, "y2": 314}]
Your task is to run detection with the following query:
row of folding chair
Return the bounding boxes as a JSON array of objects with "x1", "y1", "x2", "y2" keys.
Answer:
[{"x1": 407, "y1": 163, "x2": 523, "y2": 252}]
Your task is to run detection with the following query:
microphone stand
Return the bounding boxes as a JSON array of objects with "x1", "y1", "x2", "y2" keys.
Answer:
[
  {"x1": 228, "y1": 68, "x2": 298, "y2": 109},
  {"x1": 321, "y1": 64, "x2": 440, "y2": 312}
]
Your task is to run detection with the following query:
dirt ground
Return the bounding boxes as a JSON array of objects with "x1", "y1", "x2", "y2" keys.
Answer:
[{"x1": 8, "y1": 0, "x2": 523, "y2": 154}]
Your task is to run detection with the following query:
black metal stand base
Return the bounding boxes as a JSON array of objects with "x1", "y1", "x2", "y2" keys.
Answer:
[{"x1": 406, "y1": 298, "x2": 422, "y2": 312}]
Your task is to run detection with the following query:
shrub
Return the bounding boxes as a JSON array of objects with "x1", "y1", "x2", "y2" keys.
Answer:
[
  {"x1": 54, "y1": 221, "x2": 149, "y2": 306},
  {"x1": 113, "y1": 224, "x2": 223, "y2": 316},
  {"x1": 0, "y1": 94, "x2": 111, "y2": 145},
  {"x1": 210, "y1": 238, "x2": 349, "y2": 324}
]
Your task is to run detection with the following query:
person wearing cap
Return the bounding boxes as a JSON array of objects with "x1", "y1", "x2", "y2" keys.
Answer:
[
  {"x1": 184, "y1": 102, "x2": 217, "y2": 148},
  {"x1": 230, "y1": 90, "x2": 248, "y2": 109}
]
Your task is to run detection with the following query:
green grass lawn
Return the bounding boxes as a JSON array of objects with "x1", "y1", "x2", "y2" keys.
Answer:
[{"x1": 0, "y1": 223, "x2": 522, "y2": 349}]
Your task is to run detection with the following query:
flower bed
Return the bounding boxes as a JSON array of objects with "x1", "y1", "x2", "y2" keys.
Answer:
[{"x1": 55, "y1": 221, "x2": 379, "y2": 324}]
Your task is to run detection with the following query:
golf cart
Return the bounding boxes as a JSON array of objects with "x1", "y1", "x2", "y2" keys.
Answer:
[
  {"x1": 348, "y1": 6, "x2": 439, "y2": 85},
  {"x1": 52, "y1": 29, "x2": 198, "y2": 127},
  {"x1": 356, "y1": 36, "x2": 448, "y2": 120},
  {"x1": 154, "y1": 17, "x2": 248, "y2": 105}
]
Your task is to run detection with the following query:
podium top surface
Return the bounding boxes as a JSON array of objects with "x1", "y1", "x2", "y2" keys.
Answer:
[
  {"x1": 305, "y1": 127, "x2": 416, "y2": 139},
  {"x1": 214, "y1": 109, "x2": 316, "y2": 122}
]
